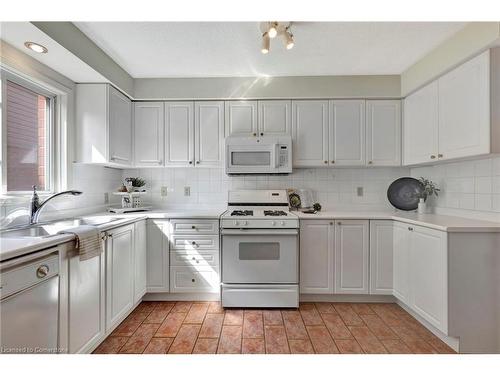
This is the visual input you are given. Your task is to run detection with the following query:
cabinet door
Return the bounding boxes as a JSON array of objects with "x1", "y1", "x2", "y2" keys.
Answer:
[
  {"x1": 165, "y1": 102, "x2": 194, "y2": 166},
  {"x1": 329, "y1": 100, "x2": 365, "y2": 166},
  {"x1": 224, "y1": 101, "x2": 258, "y2": 137},
  {"x1": 438, "y1": 50, "x2": 490, "y2": 160},
  {"x1": 258, "y1": 100, "x2": 291, "y2": 136},
  {"x1": 292, "y1": 100, "x2": 329, "y2": 167},
  {"x1": 369, "y1": 220, "x2": 393, "y2": 295},
  {"x1": 134, "y1": 102, "x2": 164, "y2": 166},
  {"x1": 67, "y1": 242, "x2": 105, "y2": 353},
  {"x1": 410, "y1": 226, "x2": 448, "y2": 333},
  {"x1": 334, "y1": 220, "x2": 369, "y2": 294},
  {"x1": 147, "y1": 220, "x2": 170, "y2": 292},
  {"x1": 393, "y1": 222, "x2": 410, "y2": 304},
  {"x1": 403, "y1": 81, "x2": 439, "y2": 165},
  {"x1": 134, "y1": 220, "x2": 147, "y2": 303},
  {"x1": 108, "y1": 86, "x2": 132, "y2": 165},
  {"x1": 195, "y1": 101, "x2": 224, "y2": 167},
  {"x1": 366, "y1": 100, "x2": 401, "y2": 166},
  {"x1": 106, "y1": 224, "x2": 134, "y2": 331},
  {"x1": 300, "y1": 220, "x2": 334, "y2": 294}
]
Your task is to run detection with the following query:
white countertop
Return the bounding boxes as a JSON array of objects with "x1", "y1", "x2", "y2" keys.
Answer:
[
  {"x1": 0, "y1": 209, "x2": 225, "y2": 262},
  {"x1": 294, "y1": 210, "x2": 500, "y2": 233}
]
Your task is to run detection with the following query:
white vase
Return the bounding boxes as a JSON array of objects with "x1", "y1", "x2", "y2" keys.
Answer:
[{"x1": 417, "y1": 198, "x2": 426, "y2": 214}]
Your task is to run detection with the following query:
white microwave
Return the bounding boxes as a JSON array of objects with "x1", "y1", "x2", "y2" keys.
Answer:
[{"x1": 225, "y1": 135, "x2": 292, "y2": 175}]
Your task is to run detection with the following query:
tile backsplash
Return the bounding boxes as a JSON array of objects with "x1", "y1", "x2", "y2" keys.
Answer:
[
  {"x1": 122, "y1": 167, "x2": 410, "y2": 211},
  {"x1": 410, "y1": 155, "x2": 500, "y2": 221}
]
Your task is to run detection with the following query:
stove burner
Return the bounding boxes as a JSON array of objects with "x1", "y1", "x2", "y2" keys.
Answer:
[
  {"x1": 231, "y1": 210, "x2": 253, "y2": 216},
  {"x1": 264, "y1": 210, "x2": 287, "y2": 216}
]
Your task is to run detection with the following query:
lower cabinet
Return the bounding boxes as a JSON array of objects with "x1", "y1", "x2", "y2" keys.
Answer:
[
  {"x1": 392, "y1": 221, "x2": 410, "y2": 304},
  {"x1": 134, "y1": 220, "x2": 147, "y2": 303},
  {"x1": 300, "y1": 220, "x2": 335, "y2": 294},
  {"x1": 334, "y1": 220, "x2": 369, "y2": 294},
  {"x1": 105, "y1": 224, "x2": 135, "y2": 332},
  {"x1": 146, "y1": 219, "x2": 170, "y2": 292},
  {"x1": 369, "y1": 220, "x2": 394, "y2": 295}
]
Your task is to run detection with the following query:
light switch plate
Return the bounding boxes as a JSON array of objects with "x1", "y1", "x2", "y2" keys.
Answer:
[
  {"x1": 184, "y1": 186, "x2": 191, "y2": 196},
  {"x1": 161, "y1": 186, "x2": 168, "y2": 197},
  {"x1": 357, "y1": 187, "x2": 364, "y2": 197}
]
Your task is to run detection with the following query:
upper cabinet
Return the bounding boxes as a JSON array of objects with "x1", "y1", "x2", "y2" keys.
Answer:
[
  {"x1": 195, "y1": 101, "x2": 225, "y2": 167},
  {"x1": 292, "y1": 100, "x2": 330, "y2": 167},
  {"x1": 225, "y1": 100, "x2": 291, "y2": 137},
  {"x1": 76, "y1": 84, "x2": 132, "y2": 167},
  {"x1": 366, "y1": 100, "x2": 401, "y2": 166},
  {"x1": 165, "y1": 102, "x2": 195, "y2": 167},
  {"x1": 403, "y1": 50, "x2": 499, "y2": 166},
  {"x1": 330, "y1": 100, "x2": 365, "y2": 166},
  {"x1": 134, "y1": 102, "x2": 164, "y2": 166}
]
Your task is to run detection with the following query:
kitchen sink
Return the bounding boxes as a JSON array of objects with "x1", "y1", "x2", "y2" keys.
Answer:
[{"x1": 0, "y1": 217, "x2": 122, "y2": 239}]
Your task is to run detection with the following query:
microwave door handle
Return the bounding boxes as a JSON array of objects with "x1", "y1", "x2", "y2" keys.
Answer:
[{"x1": 274, "y1": 144, "x2": 280, "y2": 168}]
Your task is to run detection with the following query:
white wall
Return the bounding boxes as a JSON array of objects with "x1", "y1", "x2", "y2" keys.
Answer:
[
  {"x1": 410, "y1": 156, "x2": 500, "y2": 222},
  {"x1": 122, "y1": 167, "x2": 410, "y2": 212}
]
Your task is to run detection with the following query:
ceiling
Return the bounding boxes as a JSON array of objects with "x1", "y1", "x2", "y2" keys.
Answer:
[
  {"x1": 74, "y1": 22, "x2": 466, "y2": 78},
  {"x1": 0, "y1": 22, "x2": 106, "y2": 83}
]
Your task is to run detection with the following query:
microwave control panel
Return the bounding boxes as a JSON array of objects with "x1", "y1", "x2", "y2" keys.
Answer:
[{"x1": 278, "y1": 145, "x2": 289, "y2": 167}]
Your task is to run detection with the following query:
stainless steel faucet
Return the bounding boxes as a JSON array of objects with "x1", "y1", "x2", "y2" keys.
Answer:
[{"x1": 29, "y1": 185, "x2": 83, "y2": 224}]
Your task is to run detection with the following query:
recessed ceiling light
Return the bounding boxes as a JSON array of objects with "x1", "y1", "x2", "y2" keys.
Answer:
[{"x1": 24, "y1": 41, "x2": 48, "y2": 54}]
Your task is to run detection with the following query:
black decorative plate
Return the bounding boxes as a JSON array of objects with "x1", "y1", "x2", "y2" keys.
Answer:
[{"x1": 387, "y1": 177, "x2": 424, "y2": 211}]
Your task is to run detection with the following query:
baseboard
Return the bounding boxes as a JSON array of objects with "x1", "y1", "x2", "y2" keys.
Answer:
[
  {"x1": 300, "y1": 294, "x2": 396, "y2": 303},
  {"x1": 396, "y1": 300, "x2": 459, "y2": 353}
]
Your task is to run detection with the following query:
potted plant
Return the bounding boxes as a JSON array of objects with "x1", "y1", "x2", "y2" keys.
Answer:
[{"x1": 416, "y1": 177, "x2": 440, "y2": 214}]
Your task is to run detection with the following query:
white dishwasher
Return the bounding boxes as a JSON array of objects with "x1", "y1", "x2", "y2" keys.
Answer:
[{"x1": 0, "y1": 250, "x2": 60, "y2": 354}]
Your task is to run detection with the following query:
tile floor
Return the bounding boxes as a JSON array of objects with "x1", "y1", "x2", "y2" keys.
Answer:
[{"x1": 93, "y1": 301, "x2": 456, "y2": 354}]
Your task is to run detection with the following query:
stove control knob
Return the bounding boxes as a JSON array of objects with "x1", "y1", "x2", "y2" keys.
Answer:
[
  {"x1": 280, "y1": 221, "x2": 285, "y2": 226},
  {"x1": 271, "y1": 221, "x2": 276, "y2": 226},
  {"x1": 234, "y1": 221, "x2": 239, "y2": 226}
]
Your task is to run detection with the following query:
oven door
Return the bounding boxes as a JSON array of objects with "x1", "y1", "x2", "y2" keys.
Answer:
[
  {"x1": 226, "y1": 144, "x2": 278, "y2": 174},
  {"x1": 221, "y1": 229, "x2": 298, "y2": 284}
]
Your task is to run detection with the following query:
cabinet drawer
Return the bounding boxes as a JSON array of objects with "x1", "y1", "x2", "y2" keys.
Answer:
[
  {"x1": 170, "y1": 220, "x2": 219, "y2": 235},
  {"x1": 170, "y1": 235, "x2": 219, "y2": 250},
  {"x1": 170, "y1": 251, "x2": 219, "y2": 267},
  {"x1": 170, "y1": 266, "x2": 220, "y2": 293}
]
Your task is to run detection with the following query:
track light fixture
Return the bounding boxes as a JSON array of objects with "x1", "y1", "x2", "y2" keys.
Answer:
[{"x1": 259, "y1": 22, "x2": 294, "y2": 54}]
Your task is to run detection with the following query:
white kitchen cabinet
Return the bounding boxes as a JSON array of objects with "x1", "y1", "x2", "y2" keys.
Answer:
[
  {"x1": 369, "y1": 220, "x2": 393, "y2": 295},
  {"x1": 438, "y1": 51, "x2": 490, "y2": 160},
  {"x1": 105, "y1": 224, "x2": 135, "y2": 332},
  {"x1": 225, "y1": 101, "x2": 258, "y2": 137},
  {"x1": 334, "y1": 220, "x2": 369, "y2": 294},
  {"x1": 134, "y1": 220, "x2": 147, "y2": 303},
  {"x1": 258, "y1": 100, "x2": 291, "y2": 136},
  {"x1": 195, "y1": 101, "x2": 224, "y2": 167},
  {"x1": 403, "y1": 81, "x2": 439, "y2": 165},
  {"x1": 409, "y1": 225, "x2": 448, "y2": 333},
  {"x1": 292, "y1": 100, "x2": 329, "y2": 167},
  {"x1": 134, "y1": 102, "x2": 164, "y2": 166},
  {"x1": 366, "y1": 100, "x2": 401, "y2": 166},
  {"x1": 392, "y1": 221, "x2": 410, "y2": 304},
  {"x1": 299, "y1": 220, "x2": 334, "y2": 294},
  {"x1": 165, "y1": 102, "x2": 194, "y2": 166},
  {"x1": 64, "y1": 240, "x2": 106, "y2": 353},
  {"x1": 329, "y1": 100, "x2": 365, "y2": 166},
  {"x1": 147, "y1": 219, "x2": 170, "y2": 292},
  {"x1": 76, "y1": 84, "x2": 132, "y2": 166}
]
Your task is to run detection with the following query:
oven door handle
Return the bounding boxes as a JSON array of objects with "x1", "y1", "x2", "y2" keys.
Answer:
[{"x1": 221, "y1": 229, "x2": 298, "y2": 235}]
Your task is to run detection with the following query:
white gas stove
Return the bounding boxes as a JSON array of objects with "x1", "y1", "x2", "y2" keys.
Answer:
[{"x1": 220, "y1": 190, "x2": 299, "y2": 308}]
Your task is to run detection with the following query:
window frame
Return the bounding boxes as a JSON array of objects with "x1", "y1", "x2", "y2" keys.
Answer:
[{"x1": 1, "y1": 71, "x2": 57, "y2": 195}]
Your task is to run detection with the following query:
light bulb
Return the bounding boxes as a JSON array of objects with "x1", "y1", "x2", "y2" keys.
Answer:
[
  {"x1": 24, "y1": 41, "x2": 48, "y2": 54},
  {"x1": 261, "y1": 32, "x2": 270, "y2": 54},
  {"x1": 268, "y1": 22, "x2": 278, "y2": 38},
  {"x1": 284, "y1": 30, "x2": 294, "y2": 50}
]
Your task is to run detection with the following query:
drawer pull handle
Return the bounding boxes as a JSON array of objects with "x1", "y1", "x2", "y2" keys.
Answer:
[
  {"x1": 192, "y1": 257, "x2": 196, "y2": 260},
  {"x1": 191, "y1": 225, "x2": 196, "y2": 229},
  {"x1": 191, "y1": 278, "x2": 196, "y2": 283},
  {"x1": 36, "y1": 265, "x2": 49, "y2": 279},
  {"x1": 191, "y1": 241, "x2": 196, "y2": 245}
]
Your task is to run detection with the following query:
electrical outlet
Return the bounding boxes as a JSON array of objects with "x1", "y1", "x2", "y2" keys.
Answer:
[
  {"x1": 184, "y1": 186, "x2": 191, "y2": 196},
  {"x1": 104, "y1": 192, "x2": 109, "y2": 204},
  {"x1": 161, "y1": 186, "x2": 168, "y2": 197},
  {"x1": 356, "y1": 187, "x2": 364, "y2": 197}
]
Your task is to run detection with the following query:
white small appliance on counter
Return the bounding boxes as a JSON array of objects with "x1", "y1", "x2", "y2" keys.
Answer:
[
  {"x1": 225, "y1": 135, "x2": 292, "y2": 175},
  {"x1": 220, "y1": 190, "x2": 299, "y2": 308}
]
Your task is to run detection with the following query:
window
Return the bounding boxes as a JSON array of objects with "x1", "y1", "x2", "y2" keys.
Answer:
[{"x1": 2, "y1": 78, "x2": 54, "y2": 193}]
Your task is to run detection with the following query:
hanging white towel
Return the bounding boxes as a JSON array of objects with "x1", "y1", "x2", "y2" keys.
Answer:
[{"x1": 58, "y1": 225, "x2": 103, "y2": 261}]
